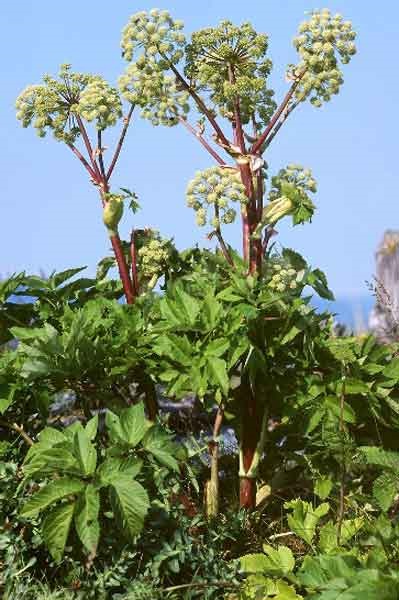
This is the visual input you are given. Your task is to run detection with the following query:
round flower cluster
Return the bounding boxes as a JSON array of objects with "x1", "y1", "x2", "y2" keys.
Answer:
[
  {"x1": 16, "y1": 65, "x2": 122, "y2": 143},
  {"x1": 119, "y1": 58, "x2": 189, "y2": 126},
  {"x1": 121, "y1": 9, "x2": 186, "y2": 64},
  {"x1": 186, "y1": 167, "x2": 247, "y2": 228},
  {"x1": 137, "y1": 230, "x2": 172, "y2": 287},
  {"x1": 289, "y1": 9, "x2": 356, "y2": 107},
  {"x1": 185, "y1": 21, "x2": 276, "y2": 125},
  {"x1": 268, "y1": 263, "x2": 298, "y2": 293},
  {"x1": 78, "y1": 77, "x2": 122, "y2": 130},
  {"x1": 265, "y1": 164, "x2": 317, "y2": 226},
  {"x1": 269, "y1": 164, "x2": 317, "y2": 202}
]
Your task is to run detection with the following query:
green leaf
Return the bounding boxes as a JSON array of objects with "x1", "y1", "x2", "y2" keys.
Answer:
[
  {"x1": 142, "y1": 426, "x2": 179, "y2": 471},
  {"x1": 74, "y1": 484, "x2": 100, "y2": 556},
  {"x1": 203, "y1": 292, "x2": 222, "y2": 328},
  {"x1": 85, "y1": 415, "x2": 98, "y2": 441},
  {"x1": 340, "y1": 517, "x2": 364, "y2": 545},
  {"x1": 23, "y1": 447, "x2": 79, "y2": 479},
  {"x1": 216, "y1": 287, "x2": 243, "y2": 302},
  {"x1": 325, "y1": 396, "x2": 356, "y2": 424},
  {"x1": 306, "y1": 407, "x2": 325, "y2": 434},
  {"x1": 314, "y1": 477, "x2": 333, "y2": 500},
  {"x1": 284, "y1": 499, "x2": 329, "y2": 545},
  {"x1": 261, "y1": 545, "x2": 296, "y2": 576},
  {"x1": 383, "y1": 358, "x2": 399, "y2": 380},
  {"x1": 206, "y1": 356, "x2": 229, "y2": 395},
  {"x1": 359, "y1": 446, "x2": 399, "y2": 470},
  {"x1": 73, "y1": 430, "x2": 97, "y2": 476},
  {"x1": 120, "y1": 402, "x2": 150, "y2": 447},
  {"x1": 204, "y1": 338, "x2": 230, "y2": 358},
  {"x1": 110, "y1": 476, "x2": 150, "y2": 540},
  {"x1": 281, "y1": 325, "x2": 301, "y2": 345},
  {"x1": 0, "y1": 384, "x2": 17, "y2": 414},
  {"x1": 373, "y1": 473, "x2": 398, "y2": 511},
  {"x1": 105, "y1": 411, "x2": 124, "y2": 443},
  {"x1": 42, "y1": 501, "x2": 75, "y2": 563},
  {"x1": 98, "y1": 457, "x2": 143, "y2": 485},
  {"x1": 318, "y1": 521, "x2": 338, "y2": 553},
  {"x1": 20, "y1": 478, "x2": 84, "y2": 519},
  {"x1": 51, "y1": 267, "x2": 87, "y2": 288},
  {"x1": 153, "y1": 334, "x2": 193, "y2": 367},
  {"x1": 160, "y1": 297, "x2": 183, "y2": 327},
  {"x1": 175, "y1": 287, "x2": 200, "y2": 325},
  {"x1": 240, "y1": 553, "x2": 272, "y2": 574},
  {"x1": 307, "y1": 268, "x2": 334, "y2": 301}
]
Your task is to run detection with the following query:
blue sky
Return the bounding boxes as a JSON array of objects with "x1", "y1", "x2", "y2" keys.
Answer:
[{"x1": 1, "y1": 1, "x2": 398, "y2": 299}]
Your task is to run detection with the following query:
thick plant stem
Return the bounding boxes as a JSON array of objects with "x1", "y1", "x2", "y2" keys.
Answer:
[
  {"x1": 205, "y1": 406, "x2": 224, "y2": 519},
  {"x1": 337, "y1": 367, "x2": 347, "y2": 545},
  {"x1": 141, "y1": 377, "x2": 159, "y2": 422},
  {"x1": 110, "y1": 234, "x2": 135, "y2": 304},
  {"x1": 238, "y1": 380, "x2": 268, "y2": 509}
]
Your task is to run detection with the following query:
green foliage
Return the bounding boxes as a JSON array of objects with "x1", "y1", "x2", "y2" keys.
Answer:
[{"x1": 19, "y1": 403, "x2": 180, "y2": 562}]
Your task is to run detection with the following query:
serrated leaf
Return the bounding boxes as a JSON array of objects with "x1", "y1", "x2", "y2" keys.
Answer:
[
  {"x1": 284, "y1": 499, "x2": 329, "y2": 545},
  {"x1": 74, "y1": 484, "x2": 100, "y2": 556},
  {"x1": 105, "y1": 410, "x2": 123, "y2": 443},
  {"x1": 120, "y1": 402, "x2": 150, "y2": 447},
  {"x1": 42, "y1": 501, "x2": 75, "y2": 563},
  {"x1": 204, "y1": 338, "x2": 230, "y2": 358},
  {"x1": 383, "y1": 358, "x2": 399, "y2": 380},
  {"x1": 110, "y1": 477, "x2": 150, "y2": 540},
  {"x1": 175, "y1": 287, "x2": 200, "y2": 325},
  {"x1": 359, "y1": 446, "x2": 399, "y2": 470},
  {"x1": 261, "y1": 545, "x2": 295, "y2": 575},
  {"x1": 20, "y1": 478, "x2": 84, "y2": 519},
  {"x1": 318, "y1": 520, "x2": 338, "y2": 553},
  {"x1": 373, "y1": 473, "x2": 398, "y2": 511},
  {"x1": 240, "y1": 553, "x2": 272, "y2": 574},
  {"x1": 73, "y1": 430, "x2": 97, "y2": 476},
  {"x1": 142, "y1": 426, "x2": 179, "y2": 471},
  {"x1": 23, "y1": 447, "x2": 79, "y2": 479},
  {"x1": 340, "y1": 517, "x2": 364, "y2": 545},
  {"x1": 314, "y1": 477, "x2": 333, "y2": 500},
  {"x1": 206, "y1": 356, "x2": 229, "y2": 395},
  {"x1": 98, "y1": 457, "x2": 143, "y2": 485}
]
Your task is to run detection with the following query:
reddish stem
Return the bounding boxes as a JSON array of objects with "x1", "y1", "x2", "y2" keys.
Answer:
[
  {"x1": 75, "y1": 115, "x2": 102, "y2": 182},
  {"x1": 130, "y1": 229, "x2": 140, "y2": 296},
  {"x1": 228, "y1": 65, "x2": 257, "y2": 268},
  {"x1": 240, "y1": 477, "x2": 257, "y2": 509},
  {"x1": 107, "y1": 104, "x2": 135, "y2": 181},
  {"x1": 178, "y1": 117, "x2": 226, "y2": 165},
  {"x1": 164, "y1": 57, "x2": 231, "y2": 149},
  {"x1": 97, "y1": 130, "x2": 106, "y2": 180},
  {"x1": 251, "y1": 74, "x2": 304, "y2": 155},
  {"x1": 110, "y1": 234, "x2": 135, "y2": 304},
  {"x1": 239, "y1": 383, "x2": 263, "y2": 510},
  {"x1": 67, "y1": 143, "x2": 97, "y2": 180}
]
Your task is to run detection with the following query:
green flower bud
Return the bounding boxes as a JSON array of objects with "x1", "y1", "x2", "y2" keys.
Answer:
[{"x1": 103, "y1": 194, "x2": 124, "y2": 235}]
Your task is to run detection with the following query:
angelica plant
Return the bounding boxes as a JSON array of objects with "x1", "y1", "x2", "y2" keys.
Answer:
[
  {"x1": 119, "y1": 8, "x2": 356, "y2": 508},
  {"x1": 16, "y1": 64, "x2": 138, "y2": 304}
]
